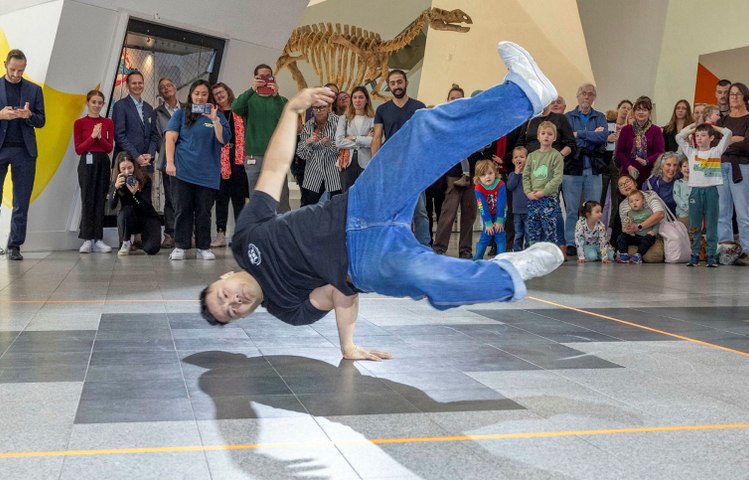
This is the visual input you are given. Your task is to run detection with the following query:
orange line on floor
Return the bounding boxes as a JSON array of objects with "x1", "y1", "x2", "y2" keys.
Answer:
[
  {"x1": 527, "y1": 296, "x2": 749, "y2": 358},
  {"x1": 1, "y1": 423, "x2": 747, "y2": 458},
  {"x1": 0, "y1": 299, "x2": 196, "y2": 304}
]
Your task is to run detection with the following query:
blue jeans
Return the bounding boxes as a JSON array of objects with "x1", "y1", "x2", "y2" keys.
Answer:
[
  {"x1": 0, "y1": 147, "x2": 36, "y2": 248},
  {"x1": 689, "y1": 186, "x2": 719, "y2": 259},
  {"x1": 414, "y1": 192, "x2": 431, "y2": 245},
  {"x1": 474, "y1": 219, "x2": 506, "y2": 260},
  {"x1": 717, "y1": 162, "x2": 749, "y2": 250},
  {"x1": 563, "y1": 169, "x2": 602, "y2": 246},
  {"x1": 346, "y1": 76, "x2": 538, "y2": 309},
  {"x1": 512, "y1": 213, "x2": 528, "y2": 251}
]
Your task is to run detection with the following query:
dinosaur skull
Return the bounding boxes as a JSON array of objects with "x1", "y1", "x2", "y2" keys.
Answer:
[{"x1": 428, "y1": 8, "x2": 473, "y2": 33}]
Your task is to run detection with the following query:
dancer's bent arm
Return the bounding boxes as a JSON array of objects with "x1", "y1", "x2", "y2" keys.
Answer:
[{"x1": 309, "y1": 285, "x2": 392, "y2": 361}]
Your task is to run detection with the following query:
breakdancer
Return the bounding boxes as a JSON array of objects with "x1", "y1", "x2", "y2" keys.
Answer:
[{"x1": 200, "y1": 42, "x2": 564, "y2": 361}]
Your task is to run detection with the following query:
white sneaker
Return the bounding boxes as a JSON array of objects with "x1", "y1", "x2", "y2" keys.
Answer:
[
  {"x1": 93, "y1": 240, "x2": 112, "y2": 253},
  {"x1": 210, "y1": 231, "x2": 226, "y2": 248},
  {"x1": 497, "y1": 41, "x2": 557, "y2": 114},
  {"x1": 169, "y1": 248, "x2": 186, "y2": 260},
  {"x1": 196, "y1": 249, "x2": 215, "y2": 260},
  {"x1": 494, "y1": 242, "x2": 564, "y2": 281},
  {"x1": 79, "y1": 240, "x2": 93, "y2": 253},
  {"x1": 118, "y1": 240, "x2": 131, "y2": 256}
]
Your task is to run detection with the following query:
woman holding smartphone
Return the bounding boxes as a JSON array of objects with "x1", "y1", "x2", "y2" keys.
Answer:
[
  {"x1": 165, "y1": 79, "x2": 231, "y2": 260},
  {"x1": 74, "y1": 90, "x2": 114, "y2": 253}
]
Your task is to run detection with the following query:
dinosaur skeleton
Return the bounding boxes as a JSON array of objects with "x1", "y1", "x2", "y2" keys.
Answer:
[{"x1": 276, "y1": 8, "x2": 472, "y2": 99}]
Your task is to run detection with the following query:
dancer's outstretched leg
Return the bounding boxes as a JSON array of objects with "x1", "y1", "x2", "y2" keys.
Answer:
[{"x1": 346, "y1": 42, "x2": 562, "y2": 308}]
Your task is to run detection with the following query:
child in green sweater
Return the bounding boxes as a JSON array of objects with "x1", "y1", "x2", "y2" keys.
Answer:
[{"x1": 522, "y1": 121, "x2": 564, "y2": 246}]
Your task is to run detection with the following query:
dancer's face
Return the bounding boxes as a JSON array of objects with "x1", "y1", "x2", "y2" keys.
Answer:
[{"x1": 205, "y1": 272, "x2": 262, "y2": 324}]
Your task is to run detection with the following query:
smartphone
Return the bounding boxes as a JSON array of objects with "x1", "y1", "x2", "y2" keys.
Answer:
[
  {"x1": 191, "y1": 103, "x2": 211, "y2": 114},
  {"x1": 257, "y1": 74, "x2": 275, "y2": 96}
]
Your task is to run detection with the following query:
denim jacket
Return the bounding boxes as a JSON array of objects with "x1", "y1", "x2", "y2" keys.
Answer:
[{"x1": 565, "y1": 107, "x2": 608, "y2": 175}]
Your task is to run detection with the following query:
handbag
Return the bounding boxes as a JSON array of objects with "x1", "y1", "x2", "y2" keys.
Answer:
[{"x1": 658, "y1": 201, "x2": 691, "y2": 263}]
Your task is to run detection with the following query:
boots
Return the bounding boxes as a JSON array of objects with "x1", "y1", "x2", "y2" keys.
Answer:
[
  {"x1": 161, "y1": 233, "x2": 175, "y2": 249},
  {"x1": 211, "y1": 230, "x2": 226, "y2": 248}
]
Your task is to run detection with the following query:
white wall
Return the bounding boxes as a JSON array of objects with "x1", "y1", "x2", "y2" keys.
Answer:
[{"x1": 577, "y1": 0, "x2": 669, "y2": 118}]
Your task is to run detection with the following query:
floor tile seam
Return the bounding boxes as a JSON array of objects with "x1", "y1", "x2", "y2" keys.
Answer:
[
  {"x1": 0, "y1": 331, "x2": 23, "y2": 360},
  {"x1": 548, "y1": 367, "x2": 741, "y2": 414},
  {"x1": 508, "y1": 309, "x2": 625, "y2": 341},
  {"x1": 466, "y1": 365, "x2": 635, "y2": 410},
  {"x1": 526, "y1": 297, "x2": 749, "y2": 358},
  {"x1": 480, "y1": 343, "x2": 572, "y2": 372},
  {"x1": 623, "y1": 306, "x2": 749, "y2": 338}
]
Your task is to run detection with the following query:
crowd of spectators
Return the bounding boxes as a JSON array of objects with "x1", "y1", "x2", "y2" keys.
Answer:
[{"x1": 3, "y1": 46, "x2": 748, "y2": 267}]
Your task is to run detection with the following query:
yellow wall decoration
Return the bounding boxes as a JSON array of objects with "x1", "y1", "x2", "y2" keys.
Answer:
[{"x1": 0, "y1": 28, "x2": 87, "y2": 208}]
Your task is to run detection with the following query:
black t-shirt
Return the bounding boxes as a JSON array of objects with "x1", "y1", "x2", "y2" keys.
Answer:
[
  {"x1": 374, "y1": 97, "x2": 426, "y2": 142},
  {"x1": 232, "y1": 190, "x2": 355, "y2": 326}
]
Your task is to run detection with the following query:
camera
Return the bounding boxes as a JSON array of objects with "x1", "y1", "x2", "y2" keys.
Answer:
[
  {"x1": 191, "y1": 103, "x2": 212, "y2": 115},
  {"x1": 125, "y1": 174, "x2": 137, "y2": 187}
]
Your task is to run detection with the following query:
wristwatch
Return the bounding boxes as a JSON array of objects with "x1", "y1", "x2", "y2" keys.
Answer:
[{"x1": 637, "y1": 224, "x2": 643, "y2": 231}]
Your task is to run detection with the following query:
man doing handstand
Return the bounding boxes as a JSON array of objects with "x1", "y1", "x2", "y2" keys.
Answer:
[{"x1": 200, "y1": 42, "x2": 564, "y2": 361}]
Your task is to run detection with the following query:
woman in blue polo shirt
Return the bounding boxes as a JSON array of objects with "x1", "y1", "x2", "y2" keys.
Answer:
[{"x1": 165, "y1": 79, "x2": 231, "y2": 260}]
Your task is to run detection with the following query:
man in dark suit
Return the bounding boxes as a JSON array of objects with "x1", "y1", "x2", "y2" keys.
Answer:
[
  {"x1": 0, "y1": 49, "x2": 45, "y2": 260},
  {"x1": 112, "y1": 70, "x2": 159, "y2": 172}
]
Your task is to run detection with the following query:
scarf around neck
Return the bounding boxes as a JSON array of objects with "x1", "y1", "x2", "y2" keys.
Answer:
[{"x1": 631, "y1": 120, "x2": 651, "y2": 160}]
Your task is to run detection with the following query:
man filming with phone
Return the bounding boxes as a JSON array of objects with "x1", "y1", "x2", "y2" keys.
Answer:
[
  {"x1": 232, "y1": 64, "x2": 291, "y2": 212},
  {"x1": 0, "y1": 49, "x2": 45, "y2": 260}
]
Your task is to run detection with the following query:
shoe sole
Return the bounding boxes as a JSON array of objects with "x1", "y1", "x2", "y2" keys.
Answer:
[
  {"x1": 494, "y1": 242, "x2": 564, "y2": 272},
  {"x1": 498, "y1": 42, "x2": 557, "y2": 104}
]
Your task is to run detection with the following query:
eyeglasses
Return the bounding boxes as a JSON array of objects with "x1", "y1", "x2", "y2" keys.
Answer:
[
  {"x1": 729, "y1": 92, "x2": 744, "y2": 97},
  {"x1": 312, "y1": 106, "x2": 327, "y2": 111}
]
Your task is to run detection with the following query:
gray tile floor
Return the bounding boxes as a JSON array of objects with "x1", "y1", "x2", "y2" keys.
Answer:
[{"x1": 2, "y1": 243, "x2": 749, "y2": 479}]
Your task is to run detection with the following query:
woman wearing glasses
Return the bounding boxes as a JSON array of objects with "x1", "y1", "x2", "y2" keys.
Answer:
[
  {"x1": 615, "y1": 96, "x2": 665, "y2": 188},
  {"x1": 296, "y1": 101, "x2": 341, "y2": 206},
  {"x1": 716, "y1": 82, "x2": 749, "y2": 259}
]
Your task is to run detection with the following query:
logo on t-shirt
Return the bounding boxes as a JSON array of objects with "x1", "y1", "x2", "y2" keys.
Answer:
[{"x1": 247, "y1": 243, "x2": 261, "y2": 266}]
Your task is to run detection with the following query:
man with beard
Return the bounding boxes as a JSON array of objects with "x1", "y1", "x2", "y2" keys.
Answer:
[
  {"x1": 716, "y1": 79, "x2": 731, "y2": 118},
  {"x1": 371, "y1": 70, "x2": 430, "y2": 246}
]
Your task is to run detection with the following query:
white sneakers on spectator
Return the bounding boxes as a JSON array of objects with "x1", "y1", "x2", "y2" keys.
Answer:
[
  {"x1": 79, "y1": 240, "x2": 92, "y2": 253},
  {"x1": 118, "y1": 240, "x2": 131, "y2": 256},
  {"x1": 494, "y1": 242, "x2": 564, "y2": 281},
  {"x1": 169, "y1": 248, "x2": 215, "y2": 260},
  {"x1": 497, "y1": 41, "x2": 557, "y2": 115},
  {"x1": 197, "y1": 249, "x2": 215, "y2": 260},
  {"x1": 80, "y1": 239, "x2": 111, "y2": 253},
  {"x1": 93, "y1": 240, "x2": 112, "y2": 253}
]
